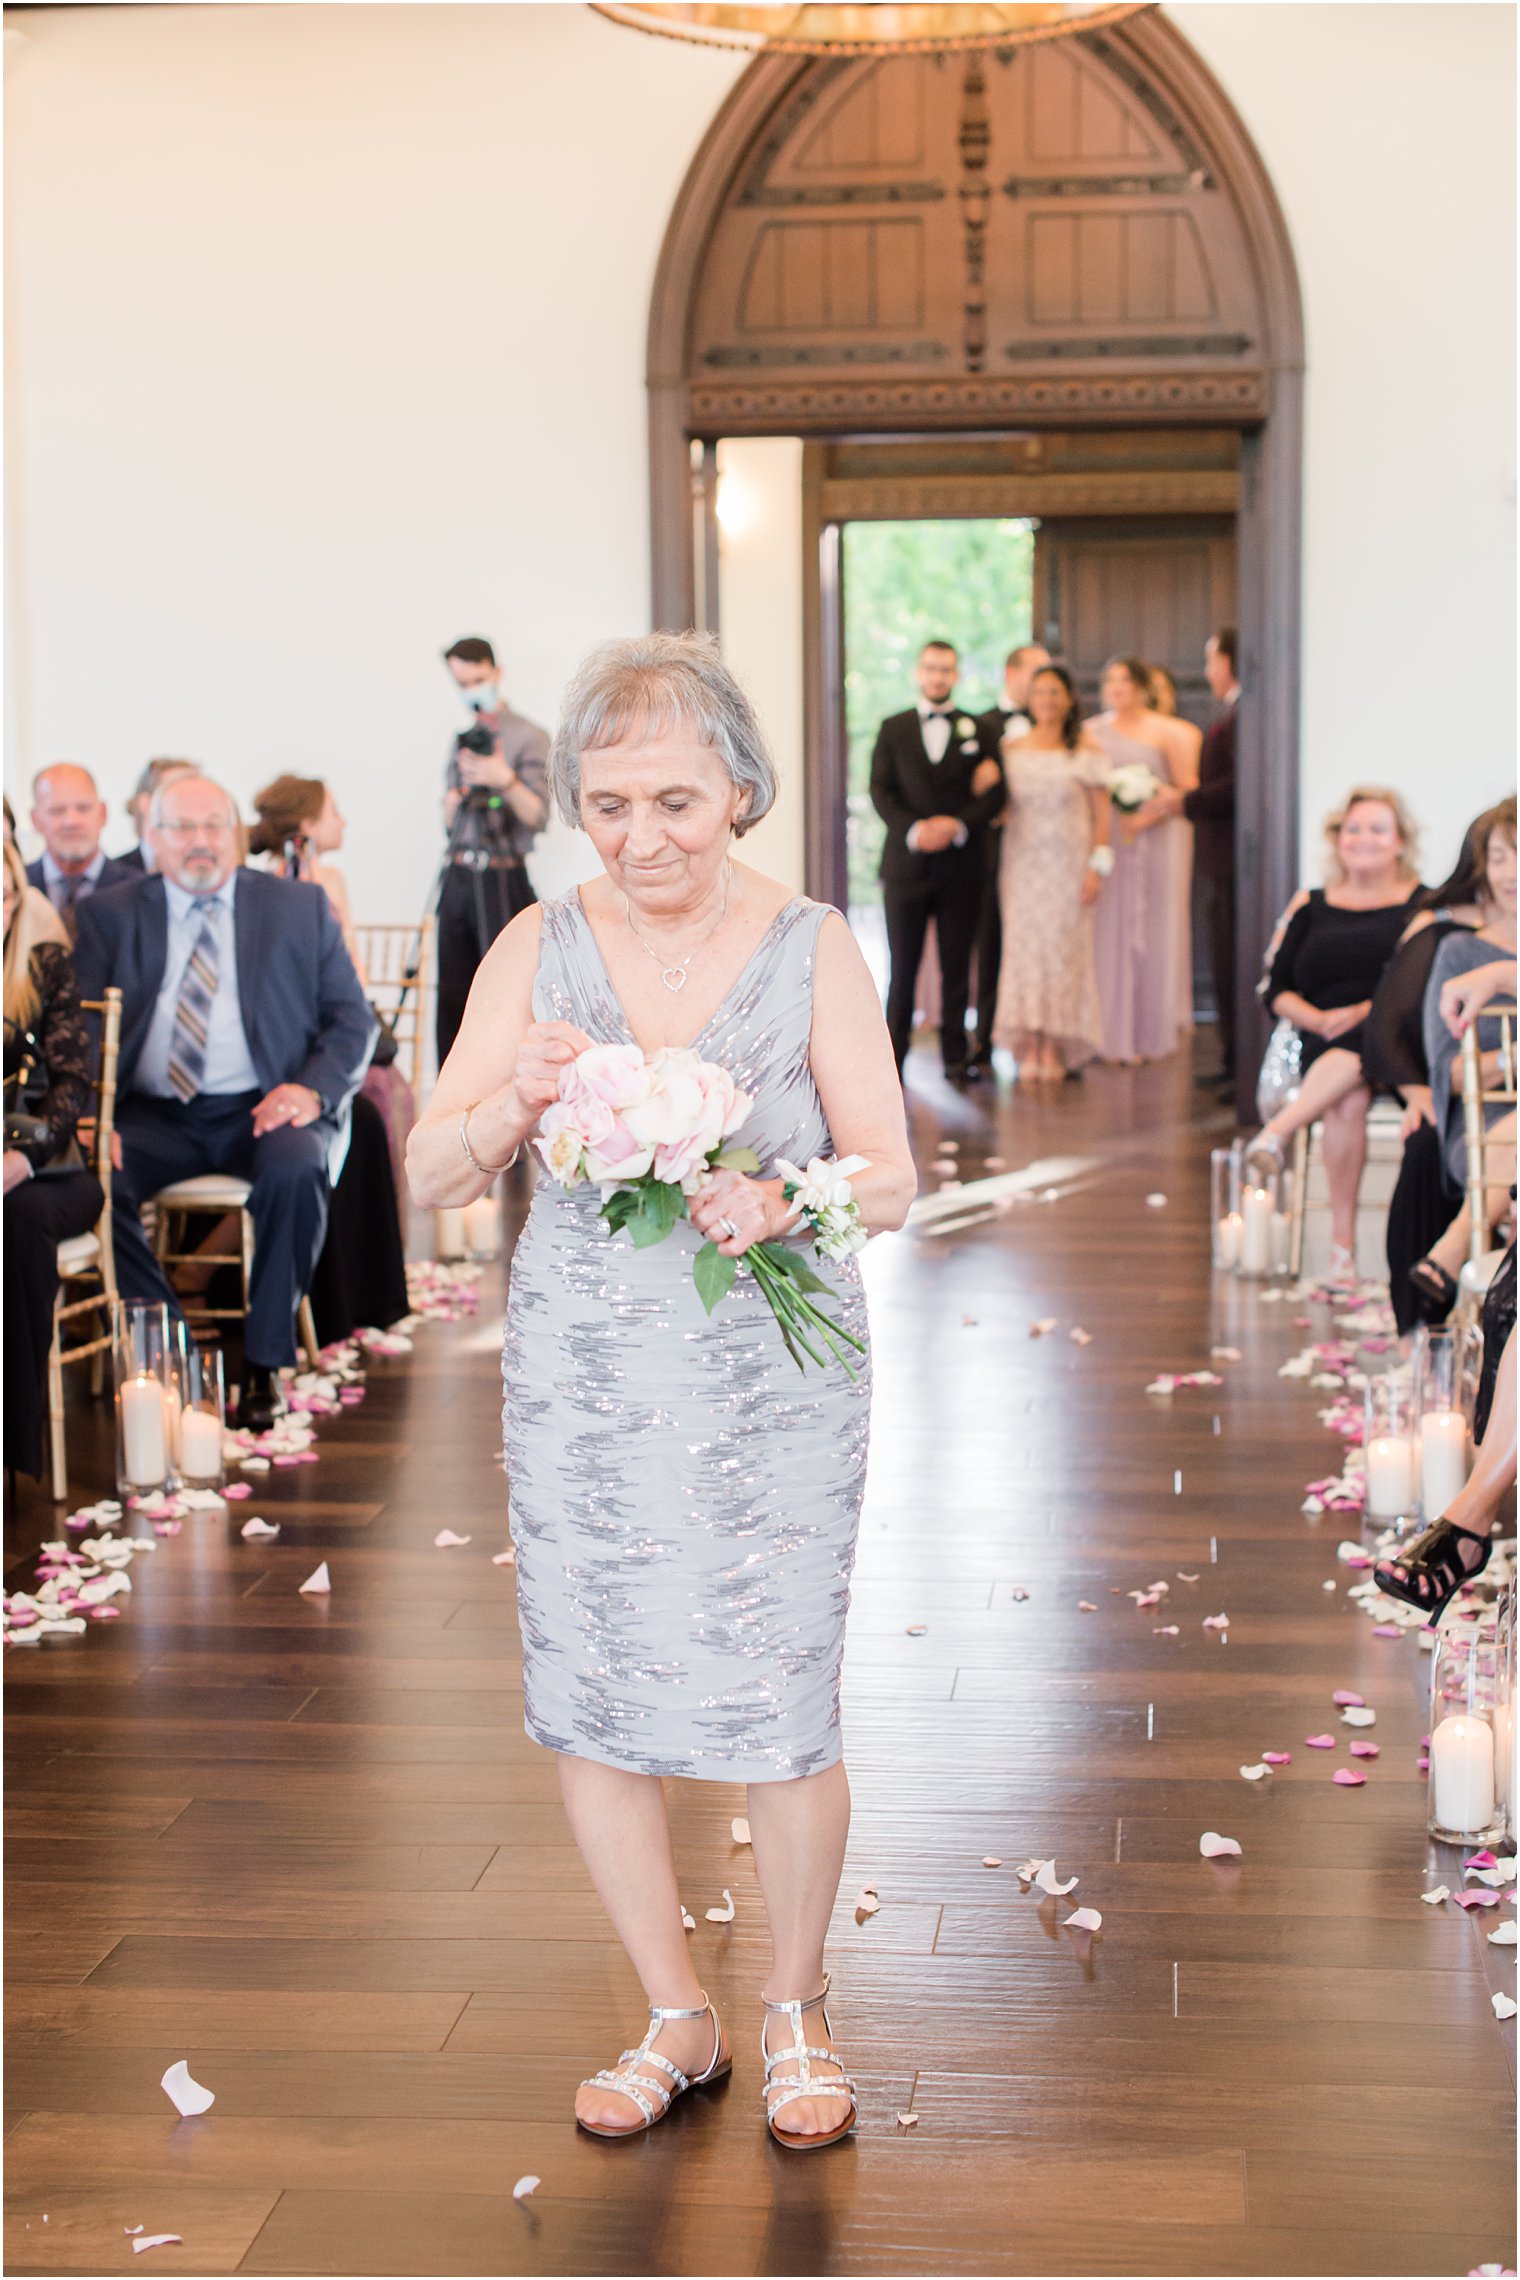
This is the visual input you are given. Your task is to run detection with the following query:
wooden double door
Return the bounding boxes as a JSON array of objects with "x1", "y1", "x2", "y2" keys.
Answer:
[{"x1": 1035, "y1": 514, "x2": 1236, "y2": 732}]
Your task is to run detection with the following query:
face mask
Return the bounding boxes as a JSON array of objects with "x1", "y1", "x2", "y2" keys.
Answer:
[{"x1": 463, "y1": 681, "x2": 498, "y2": 713}]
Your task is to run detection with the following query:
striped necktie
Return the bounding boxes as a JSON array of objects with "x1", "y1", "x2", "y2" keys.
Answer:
[{"x1": 167, "y1": 896, "x2": 220, "y2": 1103}]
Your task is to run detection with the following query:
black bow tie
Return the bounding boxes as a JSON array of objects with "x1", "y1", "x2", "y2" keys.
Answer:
[{"x1": 926, "y1": 706, "x2": 953, "y2": 717}]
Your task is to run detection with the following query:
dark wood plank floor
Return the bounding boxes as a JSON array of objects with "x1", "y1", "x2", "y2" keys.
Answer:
[{"x1": 6, "y1": 1047, "x2": 1515, "y2": 2277}]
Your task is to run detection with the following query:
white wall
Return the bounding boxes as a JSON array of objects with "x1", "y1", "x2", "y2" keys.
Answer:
[
  {"x1": 1170, "y1": 1, "x2": 1515, "y2": 879},
  {"x1": 716, "y1": 437, "x2": 805, "y2": 892},
  {"x1": 3, "y1": 3, "x2": 744, "y2": 914},
  {"x1": 6, "y1": 3, "x2": 1514, "y2": 911}
]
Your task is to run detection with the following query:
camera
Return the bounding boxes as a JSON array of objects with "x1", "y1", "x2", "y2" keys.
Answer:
[{"x1": 455, "y1": 723, "x2": 495, "y2": 760}]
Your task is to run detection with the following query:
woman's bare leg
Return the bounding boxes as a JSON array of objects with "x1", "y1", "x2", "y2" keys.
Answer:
[
  {"x1": 1255, "y1": 1046, "x2": 1366, "y2": 1149},
  {"x1": 557, "y1": 1756, "x2": 724, "y2": 2130},
  {"x1": 747, "y1": 1759, "x2": 855, "y2": 2139},
  {"x1": 1319, "y1": 1078, "x2": 1373, "y2": 1252}
]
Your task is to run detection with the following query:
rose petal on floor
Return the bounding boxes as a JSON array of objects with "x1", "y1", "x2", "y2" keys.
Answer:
[
  {"x1": 1464, "y1": 1850, "x2": 1500, "y2": 1871},
  {"x1": 731, "y1": 1817, "x2": 751, "y2": 1844},
  {"x1": 906, "y1": 1623, "x2": 929, "y2": 1636},
  {"x1": 298, "y1": 1563, "x2": 331, "y2": 1595},
  {"x1": 1199, "y1": 1832, "x2": 1242, "y2": 1859},
  {"x1": 1488, "y1": 1921, "x2": 1518, "y2": 1945},
  {"x1": 1420, "y1": 1886, "x2": 1450, "y2": 1904},
  {"x1": 513, "y1": 2176, "x2": 541, "y2": 2201},
  {"x1": 1261, "y1": 1751, "x2": 1292, "y2": 1766},
  {"x1": 1211, "y1": 1347, "x2": 1242, "y2": 1362},
  {"x1": 1145, "y1": 1193, "x2": 1167, "y2": 1208},
  {"x1": 491, "y1": 1547, "x2": 516, "y2": 1567},
  {"x1": 1332, "y1": 1689, "x2": 1366, "y2": 1707},
  {"x1": 705, "y1": 1889, "x2": 736, "y2": 1922},
  {"x1": 433, "y1": 1530, "x2": 471, "y2": 1548},
  {"x1": 1492, "y1": 1993, "x2": 1518, "y2": 2020},
  {"x1": 896, "y1": 2109, "x2": 920, "y2": 2127},
  {"x1": 982, "y1": 1856, "x2": 1003, "y2": 1868},
  {"x1": 133, "y1": 2238, "x2": 183, "y2": 2256},
  {"x1": 1240, "y1": 1764, "x2": 1269, "y2": 1781},
  {"x1": 1371, "y1": 1622, "x2": 1402, "y2": 1637},
  {"x1": 1078, "y1": 1601, "x2": 1097, "y2": 1613},
  {"x1": 1030, "y1": 1319, "x2": 1057, "y2": 1338},
  {"x1": 1202, "y1": 1613, "x2": 1230, "y2": 1631},
  {"x1": 222, "y1": 1483, "x2": 253, "y2": 1501},
  {"x1": 1454, "y1": 1890, "x2": 1501, "y2": 1910},
  {"x1": 1340, "y1": 1707, "x2": 1377, "y2": 1728},
  {"x1": 1332, "y1": 1769, "x2": 1366, "y2": 1786},
  {"x1": 1348, "y1": 1741, "x2": 1379, "y2": 1759},
  {"x1": 1070, "y1": 1327, "x2": 1093, "y2": 1345},
  {"x1": 855, "y1": 1891, "x2": 881, "y2": 1917},
  {"x1": 1305, "y1": 1734, "x2": 1336, "y2": 1749},
  {"x1": 1033, "y1": 1859, "x2": 1079, "y2": 1896},
  {"x1": 160, "y1": 2060, "x2": 215, "y2": 2116},
  {"x1": 240, "y1": 1518, "x2": 280, "y2": 1541},
  {"x1": 1152, "y1": 1624, "x2": 1180, "y2": 1636},
  {"x1": 680, "y1": 1907, "x2": 696, "y2": 1931},
  {"x1": 1064, "y1": 1906, "x2": 1102, "y2": 1932}
]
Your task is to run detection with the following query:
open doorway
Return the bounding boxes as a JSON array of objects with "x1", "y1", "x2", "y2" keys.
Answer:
[{"x1": 842, "y1": 517, "x2": 1036, "y2": 993}]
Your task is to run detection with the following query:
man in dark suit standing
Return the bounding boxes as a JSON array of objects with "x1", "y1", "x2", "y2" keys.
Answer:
[
  {"x1": 74, "y1": 773, "x2": 376, "y2": 1427},
  {"x1": 27, "y1": 764, "x2": 137, "y2": 934},
  {"x1": 870, "y1": 639, "x2": 1005, "y2": 1082},
  {"x1": 970, "y1": 641, "x2": 1050, "y2": 1071},
  {"x1": 1140, "y1": 625, "x2": 1240, "y2": 1090}
]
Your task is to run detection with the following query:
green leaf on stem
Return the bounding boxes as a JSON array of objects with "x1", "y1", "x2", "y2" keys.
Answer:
[
  {"x1": 693, "y1": 1242, "x2": 737, "y2": 1315},
  {"x1": 713, "y1": 1145, "x2": 762, "y2": 1174}
]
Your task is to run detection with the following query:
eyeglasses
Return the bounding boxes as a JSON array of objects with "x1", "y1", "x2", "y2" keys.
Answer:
[{"x1": 156, "y1": 819, "x2": 236, "y2": 837}]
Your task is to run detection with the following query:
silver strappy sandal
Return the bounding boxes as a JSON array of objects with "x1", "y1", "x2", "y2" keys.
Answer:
[
  {"x1": 576, "y1": 1993, "x2": 730, "y2": 2140},
  {"x1": 761, "y1": 1975, "x2": 858, "y2": 2150}
]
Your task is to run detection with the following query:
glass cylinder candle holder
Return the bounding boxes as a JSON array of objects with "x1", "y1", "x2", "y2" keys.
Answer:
[
  {"x1": 177, "y1": 1344, "x2": 226, "y2": 1493},
  {"x1": 435, "y1": 1207, "x2": 467, "y2": 1261},
  {"x1": 1414, "y1": 1325, "x2": 1477, "y2": 1519},
  {"x1": 1495, "y1": 1587, "x2": 1516, "y2": 1845},
  {"x1": 1236, "y1": 1158, "x2": 1286, "y2": 1281},
  {"x1": 112, "y1": 1299, "x2": 174, "y2": 1499},
  {"x1": 1210, "y1": 1144, "x2": 1243, "y2": 1271},
  {"x1": 1429, "y1": 1611, "x2": 1505, "y2": 1846},
  {"x1": 463, "y1": 1193, "x2": 503, "y2": 1260},
  {"x1": 1363, "y1": 1374, "x2": 1419, "y2": 1529}
]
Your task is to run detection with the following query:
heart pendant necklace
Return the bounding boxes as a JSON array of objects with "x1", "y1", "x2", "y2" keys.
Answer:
[{"x1": 625, "y1": 862, "x2": 733, "y2": 994}]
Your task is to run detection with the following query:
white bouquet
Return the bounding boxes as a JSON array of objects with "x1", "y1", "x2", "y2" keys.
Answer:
[{"x1": 1108, "y1": 760, "x2": 1162, "y2": 813}]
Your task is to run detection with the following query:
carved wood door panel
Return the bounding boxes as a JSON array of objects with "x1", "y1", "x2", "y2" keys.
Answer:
[{"x1": 1034, "y1": 515, "x2": 1236, "y2": 722}]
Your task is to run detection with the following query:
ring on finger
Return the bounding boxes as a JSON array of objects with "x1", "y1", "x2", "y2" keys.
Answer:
[{"x1": 718, "y1": 1215, "x2": 741, "y2": 1239}]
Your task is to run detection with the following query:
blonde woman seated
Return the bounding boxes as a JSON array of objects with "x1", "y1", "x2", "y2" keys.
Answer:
[
  {"x1": 972, "y1": 663, "x2": 1111, "y2": 1078},
  {"x1": 1247, "y1": 788, "x2": 1424, "y2": 1279}
]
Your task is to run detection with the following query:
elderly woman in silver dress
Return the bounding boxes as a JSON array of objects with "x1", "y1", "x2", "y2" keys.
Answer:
[{"x1": 408, "y1": 633, "x2": 914, "y2": 2149}]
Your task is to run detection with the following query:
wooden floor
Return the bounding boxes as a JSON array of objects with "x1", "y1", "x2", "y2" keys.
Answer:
[{"x1": 6, "y1": 1045, "x2": 1515, "y2": 2278}]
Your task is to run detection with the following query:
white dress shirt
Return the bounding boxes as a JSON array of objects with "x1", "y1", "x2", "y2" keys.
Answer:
[
  {"x1": 136, "y1": 875, "x2": 261, "y2": 1100},
  {"x1": 41, "y1": 847, "x2": 108, "y2": 913},
  {"x1": 907, "y1": 699, "x2": 969, "y2": 852}
]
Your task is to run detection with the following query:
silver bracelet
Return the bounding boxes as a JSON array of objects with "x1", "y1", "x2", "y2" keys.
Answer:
[{"x1": 460, "y1": 1105, "x2": 520, "y2": 1177}]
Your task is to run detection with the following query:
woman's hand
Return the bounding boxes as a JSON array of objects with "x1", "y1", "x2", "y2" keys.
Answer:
[
  {"x1": 1080, "y1": 868, "x2": 1103, "y2": 907},
  {"x1": 510, "y1": 1020, "x2": 594, "y2": 1126},
  {"x1": 3, "y1": 1150, "x2": 32, "y2": 1194},
  {"x1": 1318, "y1": 1001, "x2": 1372, "y2": 1042},
  {"x1": 1442, "y1": 959, "x2": 1518, "y2": 1038},
  {"x1": 688, "y1": 1169, "x2": 794, "y2": 1259},
  {"x1": 1399, "y1": 1085, "x2": 1435, "y2": 1140}
]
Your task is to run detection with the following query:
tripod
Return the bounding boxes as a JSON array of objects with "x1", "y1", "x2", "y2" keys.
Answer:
[{"x1": 398, "y1": 789, "x2": 504, "y2": 1036}]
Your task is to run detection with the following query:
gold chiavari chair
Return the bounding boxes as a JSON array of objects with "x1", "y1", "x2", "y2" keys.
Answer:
[
  {"x1": 1461, "y1": 1000, "x2": 1517, "y2": 1269},
  {"x1": 47, "y1": 986, "x2": 122, "y2": 1503},
  {"x1": 351, "y1": 917, "x2": 433, "y2": 1095}
]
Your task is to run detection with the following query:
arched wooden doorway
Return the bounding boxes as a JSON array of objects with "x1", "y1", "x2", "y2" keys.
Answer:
[{"x1": 647, "y1": 14, "x2": 1303, "y2": 1087}]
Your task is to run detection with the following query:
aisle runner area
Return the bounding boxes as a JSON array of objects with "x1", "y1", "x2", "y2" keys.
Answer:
[{"x1": 3, "y1": 1063, "x2": 1515, "y2": 2279}]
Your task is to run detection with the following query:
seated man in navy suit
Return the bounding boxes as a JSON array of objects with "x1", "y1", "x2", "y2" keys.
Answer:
[
  {"x1": 74, "y1": 774, "x2": 376, "y2": 1428},
  {"x1": 27, "y1": 764, "x2": 137, "y2": 936}
]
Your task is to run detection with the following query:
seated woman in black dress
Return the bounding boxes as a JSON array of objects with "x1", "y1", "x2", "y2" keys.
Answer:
[
  {"x1": 1362, "y1": 797, "x2": 1514, "y2": 1333},
  {"x1": 3, "y1": 837, "x2": 105, "y2": 1479},
  {"x1": 1247, "y1": 786, "x2": 1424, "y2": 1280},
  {"x1": 248, "y1": 776, "x2": 410, "y2": 1346}
]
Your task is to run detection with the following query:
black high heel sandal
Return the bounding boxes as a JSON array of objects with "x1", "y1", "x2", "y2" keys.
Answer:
[
  {"x1": 1373, "y1": 1517, "x2": 1492, "y2": 1625},
  {"x1": 1407, "y1": 1258, "x2": 1459, "y2": 1325}
]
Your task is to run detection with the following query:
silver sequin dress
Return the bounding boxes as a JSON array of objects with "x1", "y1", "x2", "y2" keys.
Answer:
[{"x1": 502, "y1": 891, "x2": 872, "y2": 1783}]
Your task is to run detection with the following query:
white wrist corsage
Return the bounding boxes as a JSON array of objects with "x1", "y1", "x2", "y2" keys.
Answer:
[
  {"x1": 774, "y1": 1153, "x2": 871, "y2": 1262},
  {"x1": 1086, "y1": 844, "x2": 1116, "y2": 877}
]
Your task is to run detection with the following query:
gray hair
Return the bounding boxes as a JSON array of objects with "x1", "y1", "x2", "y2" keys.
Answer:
[
  {"x1": 549, "y1": 630, "x2": 778, "y2": 837},
  {"x1": 128, "y1": 756, "x2": 197, "y2": 815},
  {"x1": 148, "y1": 772, "x2": 241, "y2": 830}
]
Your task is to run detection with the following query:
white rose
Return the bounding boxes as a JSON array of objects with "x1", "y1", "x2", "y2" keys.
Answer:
[{"x1": 540, "y1": 1125, "x2": 585, "y2": 1187}]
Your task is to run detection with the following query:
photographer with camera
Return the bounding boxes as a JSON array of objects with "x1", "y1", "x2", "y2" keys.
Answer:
[{"x1": 438, "y1": 637, "x2": 549, "y2": 1065}]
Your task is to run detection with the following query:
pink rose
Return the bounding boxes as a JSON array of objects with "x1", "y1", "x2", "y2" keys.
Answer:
[
  {"x1": 567, "y1": 1043, "x2": 652, "y2": 1111},
  {"x1": 583, "y1": 1116, "x2": 655, "y2": 1185},
  {"x1": 653, "y1": 1129, "x2": 716, "y2": 1193},
  {"x1": 623, "y1": 1059, "x2": 706, "y2": 1149}
]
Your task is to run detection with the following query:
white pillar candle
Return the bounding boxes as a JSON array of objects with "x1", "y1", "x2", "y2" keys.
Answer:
[
  {"x1": 435, "y1": 1207, "x2": 466, "y2": 1259},
  {"x1": 178, "y1": 1408, "x2": 223, "y2": 1482},
  {"x1": 1270, "y1": 1212, "x2": 1292, "y2": 1274},
  {"x1": 1420, "y1": 1408, "x2": 1470, "y2": 1516},
  {"x1": 463, "y1": 1196, "x2": 503, "y2": 1259},
  {"x1": 1238, "y1": 1185, "x2": 1274, "y2": 1277},
  {"x1": 120, "y1": 1374, "x2": 168, "y2": 1486},
  {"x1": 1216, "y1": 1213, "x2": 1243, "y2": 1270},
  {"x1": 1365, "y1": 1431, "x2": 1417, "y2": 1518},
  {"x1": 1429, "y1": 1713, "x2": 1496, "y2": 1837},
  {"x1": 162, "y1": 1379, "x2": 183, "y2": 1464}
]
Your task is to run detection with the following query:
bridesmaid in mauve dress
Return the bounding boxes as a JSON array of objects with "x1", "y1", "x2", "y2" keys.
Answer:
[
  {"x1": 407, "y1": 632, "x2": 916, "y2": 2154},
  {"x1": 1089, "y1": 656, "x2": 1198, "y2": 1062}
]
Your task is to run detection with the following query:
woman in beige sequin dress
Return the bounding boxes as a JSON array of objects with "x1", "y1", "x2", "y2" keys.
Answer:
[{"x1": 989, "y1": 663, "x2": 1112, "y2": 1077}]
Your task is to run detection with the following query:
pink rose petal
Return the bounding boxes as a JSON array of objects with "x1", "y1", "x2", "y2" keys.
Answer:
[
  {"x1": 1371, "y1": 1623, "x2": 1402, "y2": 1638},
  {"x1": 1260, "y1": 1751, "x2": 1292, "y2": 1766},
  {"x1": 1348, "y1": 1741, "x2": 1379, "y2": 1759},
  {"x1": 1453, "y1": 1890, "x2": 1500, "y2": 1910},
  {"x1": 491, "y1": 1548, "x2": 516, "y2": 1567},
  {"x1": 1332, "y1": 1690, "x2": 1365, "y2": 1707},
  {"x1": 433, "y1": 1530, "x2": 472, "y2": 1549},
  {"x1": 1078, "y1": 1601, "x2": 1097, "y2": 1613},
  {"x1": 1332, "y1": 1769, "x2": 1366, "y2": 1786},
  {"x1": 222, "y1": 1482, "x2": 252, "y2": 1500},
  {"x1": 1464, "y1": 1850, "x2": 1499, "y2": 1871},
  {"x1": 1305, "y1": 1734, "x2": 1336, "y2": 1749}
]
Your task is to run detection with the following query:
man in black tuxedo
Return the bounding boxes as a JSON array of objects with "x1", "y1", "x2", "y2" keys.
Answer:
[
  {"x1": 1140, "y1": 624, "x2": 1240, "y2": 1090},
  {"x1": 970, "y1": 641, "x2": 1050, "y2": 1070},
  {"x1": 870, "y1": 639, "x2": 1006, "y2": 1081},
  {"x1": 26, "y1": 764, "x2": 137, "y2": 935},
  {"x1": 74, "y1": 773, "x2": 376, "y2": 1427}
]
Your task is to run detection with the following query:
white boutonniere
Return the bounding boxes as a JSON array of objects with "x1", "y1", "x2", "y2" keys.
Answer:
[{"x1": 956, "y1": 717, "x2": 977, "y2": 741}]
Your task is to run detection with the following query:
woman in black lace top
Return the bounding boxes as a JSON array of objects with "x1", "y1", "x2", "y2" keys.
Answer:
[{"x1": 4, "y1": 838, "x2": 105, "y2": 1478}]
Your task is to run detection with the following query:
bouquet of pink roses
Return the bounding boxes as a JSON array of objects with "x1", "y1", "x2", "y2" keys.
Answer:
[{"x1": 534, "y1": 1042, "x2": 868, "y2": 1378}]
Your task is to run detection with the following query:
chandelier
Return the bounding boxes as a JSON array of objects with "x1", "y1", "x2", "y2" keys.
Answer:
[{"x1": 591, "y1": 3, "x2": 1153, "y2": 57}]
